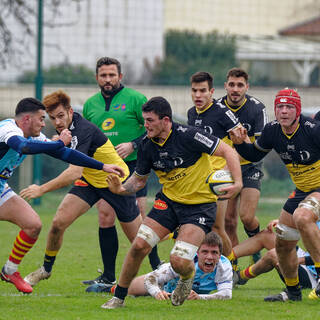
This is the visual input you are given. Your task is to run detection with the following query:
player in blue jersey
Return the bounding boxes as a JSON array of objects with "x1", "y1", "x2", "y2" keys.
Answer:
[
  {"x1": 101, "y1": 96, "x2": 242, "y2": 309},
  {"x1": 90, "y1": 232, "x2": 232, "y2": 300},
  {"x1": 0, "y1": 97, "x2": 124, "y2": 294},
  {"x1": 230, "y1": 88, "x2": 320, "y2": 302}
]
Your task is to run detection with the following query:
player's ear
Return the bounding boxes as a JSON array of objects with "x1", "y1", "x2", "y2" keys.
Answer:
[{"x1": 119, "y1": 73, "x2": 123, "y2": 81}]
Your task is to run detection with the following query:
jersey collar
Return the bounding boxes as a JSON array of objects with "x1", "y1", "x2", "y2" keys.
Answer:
[
  {"x1": 224, "y1": 96, "x2": 247, "y2": 112},
  {"x1": 196, "y1": 101, "x2": 214, "y2": 115}
]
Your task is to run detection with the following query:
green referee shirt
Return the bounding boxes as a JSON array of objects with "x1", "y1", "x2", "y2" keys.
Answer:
[{"x1": 83, "y1": 87, "x2": 147, "y2": 162}]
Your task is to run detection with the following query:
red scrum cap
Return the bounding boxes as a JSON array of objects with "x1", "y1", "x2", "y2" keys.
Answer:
[{"x1": 274, "y1": 88, "x2": 301, "y2": 119}]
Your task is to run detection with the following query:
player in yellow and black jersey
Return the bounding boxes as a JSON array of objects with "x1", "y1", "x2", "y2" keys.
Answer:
[
  {"x1": 21, "y1": 90, "x2": 142, "y2": 289},
  {"x1": 101, "y1": 96, "x2": 242, "y2": 309},
  {"x1": 217, "y1": 68, "x2": 268, "y2": 265},
  {"x1": 230, "y1": 88, "x2": 320, "y2": 302},
  {"x1": 187, "y1": 71, "x2": 241, "y2": 257}
]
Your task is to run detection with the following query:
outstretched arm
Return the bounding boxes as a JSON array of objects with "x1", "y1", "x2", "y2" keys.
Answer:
[{"x1": 106, "y1": 172, "x2": 148, "y2": 195}]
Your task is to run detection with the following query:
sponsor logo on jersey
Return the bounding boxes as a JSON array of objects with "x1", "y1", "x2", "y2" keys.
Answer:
[
  {"x1": 305, "y1": 121, "x2": 315, "y2": 128},
  {"x1": 194, "y1": 132, "x2": 214, "y2": 148},
  {"x1": 70, "y1": 136, "x2": 78, "y2": 150},
  {"x1": 288, "y1": 190, "x2": 296, "y2": 199},
  {"x1": 102, "y1": 118, "x2": 115, "y2": 131},
  {"x1": 74, "y1": 179, "x2": 88, "y2": 187},
  {"x1": 226, "y1": 110, "x2": 239, "y2": 124},
  {"x1": 177, "y1": 125, "x2": 188, "y2": 133},
  {"x1": 153, "y1": 199, "x2": 168, "y2": 210},
  {"x1": 113, "y1": 104, "x2": 126, "y2": 111}
]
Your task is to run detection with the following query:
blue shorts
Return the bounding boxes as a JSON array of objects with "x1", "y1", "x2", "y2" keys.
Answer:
[{"x1": 147, "y1": 191, "x2": 216, "y2": 234}]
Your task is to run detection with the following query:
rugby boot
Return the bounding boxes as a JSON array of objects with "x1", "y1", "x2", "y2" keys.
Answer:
[
  {"x1": 24, "y1": 266, "x2": 51, "y2": 286},
  {"x1": 101, "y1": 297, "x2": 125, "y2": 309},
  {"x1": 171, "y1": 276, "x2": 194, "y2": 306},
  {"x1": 1, "y1": 267, "x2": 33, "y2": 293}
]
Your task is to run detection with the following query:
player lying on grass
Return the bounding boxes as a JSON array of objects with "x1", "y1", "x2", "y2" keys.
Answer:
[
  {"x1": 0, "y1": 97, "x2": 124, "y2": 294},
  {"x1": 88, "y1": 232, "x2": 233, "y2": 300},
  {"x1": 230, "y1": 220, "x2": 318, "y2": 294}
]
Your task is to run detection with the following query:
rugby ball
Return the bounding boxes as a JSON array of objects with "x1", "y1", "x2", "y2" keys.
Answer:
[{"x1": 206, "y1": 169, "x2": 234, "y2": 196}]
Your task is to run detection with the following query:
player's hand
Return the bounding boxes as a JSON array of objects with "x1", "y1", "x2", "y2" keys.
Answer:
[
  {"x1": 58, "y1": 129, "x2": 72, "y2": 146},
  {"x1": 51, "y1": 134, "x2": 60, "y2": 141},
  {"x1": 218, "y1": 181, "x2": 243, "y2": 200},
  {"x1": 155, "y1": 290, "x2": 171, "y2": 300},
  {"x1": 229, "y1": 126, "x2": 248, "y2": 144},
  {"x1": 19, "y1": 184, "x2": 43, "y2": 200},
  {"x1": 267, "y1": 219, "x2": 279, "y2": 232},
  {"x1": 115, "y1": 142, "x2": 134, "y2": 159},
  {"x1": 187, "y1": 290, "x2": 200, "y2": 300},
  {"x1": 106, "y1": 174, "x2": 126, "y2": 194},
  {"x1": 102, "y1": 164, "x2": 125, "y2": 177}
]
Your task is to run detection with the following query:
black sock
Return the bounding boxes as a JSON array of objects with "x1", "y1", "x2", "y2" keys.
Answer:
[
  {"x1": 114, "y1": 285, "x2": 128, "y2": 300},
  {"x1": 244, "y1": 225, "x2": 260, "y2": 238},
  {"x1": 286, "y1": 284, "x2": 301, "y2": 297},
  {"x1": 43, "y1": 254, "x2": 56, "y2": 273},
  {"x1": 99, "y1": 226, "x2": 118, "y2": 282},
  {"x1": 148, "y1": 245, "x2": 161, "y2": 270}
]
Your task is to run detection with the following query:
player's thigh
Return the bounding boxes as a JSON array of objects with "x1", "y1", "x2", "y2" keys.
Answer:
[
  {"x1": 213, "y1": 199, "x2": 227, "y2": 230},
  {"x1": 239, "y1": 187, "x2": 260, "y2": 220},
  {"x1": 53, "y1": 193, "x2": 90, "y2": 229},
  {"x1": 0, "y1": 194, "x2": 41, "y2": 229},
  {"x1": 225, "y1": 196, "x2": 239, "y2": 221},
  {"x1": 128, "y1": 275, "x2": 148, "y2": 296},
  {"x1": 120, "y1": 214, "x2": 143, "y2": 242},
  {"x1": 96, "y1": 199, "x2": 116, "y2": 226}
]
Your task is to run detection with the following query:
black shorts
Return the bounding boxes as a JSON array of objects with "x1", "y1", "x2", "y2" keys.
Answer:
[
  {"x1": 147, "y1": 191, "x2": 216, "y2": 234},
  {"x1": 283, "y1": 188, "x2": 320, "y2": 215},
  {"x1": 68, "y1": 178, "x2": 139, "y2": 223},
  {"x1": 241, "y1": 162, "x2": 264, "y2": 190},
  {"x1": 126, "y1": 160, "x2": 148, "y2": 198}
]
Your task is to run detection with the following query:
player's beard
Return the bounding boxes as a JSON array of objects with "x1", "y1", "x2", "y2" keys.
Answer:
[{"x1": 100, "y1": 83, "x2": 120, "y2": 96}]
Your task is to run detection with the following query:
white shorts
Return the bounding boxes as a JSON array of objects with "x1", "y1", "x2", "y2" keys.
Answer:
[{"x1": 0, "y1": 184, "x2": 16, "y2": 207}]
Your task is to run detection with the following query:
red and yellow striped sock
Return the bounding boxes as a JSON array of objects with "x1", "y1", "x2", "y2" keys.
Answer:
[
  {"x1": 110, "y1": 285, "x2": 116, "y2": 294},
  {"x1": 240, "y1": 266, "x2": 256, "y2": 280},
  {"x1": 8, "y1": 230, "x2": 37, "y2": 265}
]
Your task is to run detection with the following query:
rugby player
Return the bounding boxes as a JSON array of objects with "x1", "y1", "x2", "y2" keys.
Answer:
[
  {"x1": 187, "y1": 71, "x2": 241, "y2": 257},
  {"x1": 21, "y1": 90, "x2": 142, "y2": 288},
  {"x1": 219, "y1": 68, "x2": 268, "y2": 265},
  {"x1": 91, "y1": 232, "x2": 232, "y2": 301},
  {"x1": 101, "y1": 96, "x2": 242, "y2": 309},
  {"x1": 230, "y1": 88, "x2": 320, "y2": 302},
  {"x1": 0, "y1": 97, "x2": 123, "y2": 293}
]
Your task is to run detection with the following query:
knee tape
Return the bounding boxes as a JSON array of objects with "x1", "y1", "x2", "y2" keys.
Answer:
[
  {"x1": 136, "y1": 224, "x2": 160, "y2": 248},
  {"x1": 274, "y1": 223, "x2": 300, "y2": 241},
  {"x1": 170, "y1": 240, "x2": 198, "y2": 261},
  {"x1": 298, "y1": 197, "x2": 320, "y2": 219}
]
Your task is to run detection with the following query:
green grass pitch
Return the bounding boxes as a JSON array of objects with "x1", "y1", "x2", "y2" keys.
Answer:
[{"x1": 1, "y1": 193, "x2": 320, "y2": 319}]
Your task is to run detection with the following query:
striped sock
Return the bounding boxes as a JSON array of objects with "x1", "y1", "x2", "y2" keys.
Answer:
[
  {"x1": 240, "y1": 266, "x2": 256, "y2": 280},
  {"x1": 6, "y1": 230, "x2": 37, "y2": 274},
  {"x1": 227, "y1": 249, "x2": 237, "y2": 263},
  {"x1": 284, "y1": 276, "x2": 300, "y2": 295}
]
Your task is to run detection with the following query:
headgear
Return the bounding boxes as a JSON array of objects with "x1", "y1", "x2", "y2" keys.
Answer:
[{"x1": 274, "y1": 88, "x2": 301, "y2": 119}]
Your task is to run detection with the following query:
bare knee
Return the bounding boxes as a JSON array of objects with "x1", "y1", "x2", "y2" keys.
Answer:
[
  {"x1": 24, "y1": 218, "x2": 42, "y2": 239},
  {"x1": 263, "y1": 249, "x2": 278, "y2": 266},
  {"x1": 293, "y1": 210, "x2": 314, "y2": 232},
  {"x1": 170, "y1": 254, "x2": 194, "y2": 276},
  {"x1": 130, "y1": 237, "x2": 152, "y2": 259},
  {"x1": 97, "y1": 205, "x2": 116, "y2": 227}
]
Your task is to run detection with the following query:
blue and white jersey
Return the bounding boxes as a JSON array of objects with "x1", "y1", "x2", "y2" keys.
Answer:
[
  {"x1": 163, "y1": 255, "x2": 233, "y2": 294},
  {"x1": 0, "y1": 119, "x2": 47, "y2": 193}
]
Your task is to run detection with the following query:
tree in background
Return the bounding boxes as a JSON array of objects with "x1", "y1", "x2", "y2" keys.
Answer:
[
  {"x1": 0, "y1": 0, "x2": 82, "y2": 68},
  {"x1": 17, "y1": 63, "x2": 95, "y2": 84},
  {"x1": 148, "y1": 30, "x2": 236, "y2": 86}
]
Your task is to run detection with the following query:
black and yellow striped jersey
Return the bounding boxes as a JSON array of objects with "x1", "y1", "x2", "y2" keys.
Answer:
[
  {"x1": 135, "y1": 122, "x2": 221, "y2": 204},
  {"x1": 255, "y1": 115, "x2": 320, "y2": 192},
  {"x1": 68, "y1": 112, "x2": 129, "y2": 188}
]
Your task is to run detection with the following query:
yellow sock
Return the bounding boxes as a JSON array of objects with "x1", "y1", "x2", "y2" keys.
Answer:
[
  {"x1": 227, "y1": 250, "x2": 236, "y2": 262},
  {"x1": 240, "y1": 266, "x2": 256, "y2": 280},
  {"x1": 284, "y1": 276, "x2": 299, "y2": 287}
]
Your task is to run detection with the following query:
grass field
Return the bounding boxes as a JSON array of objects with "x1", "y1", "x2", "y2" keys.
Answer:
[{"x1": 1, "y1": 193, "x2": 320, "y2": 320}]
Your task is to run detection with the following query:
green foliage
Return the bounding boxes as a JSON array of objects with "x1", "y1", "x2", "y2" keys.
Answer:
[
  {"x1": 150, "y1": 30, "x2": 236, "y2": 86},
  {"x1": 17, "y1": 63, "x2": 96, "y2": 84}
]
